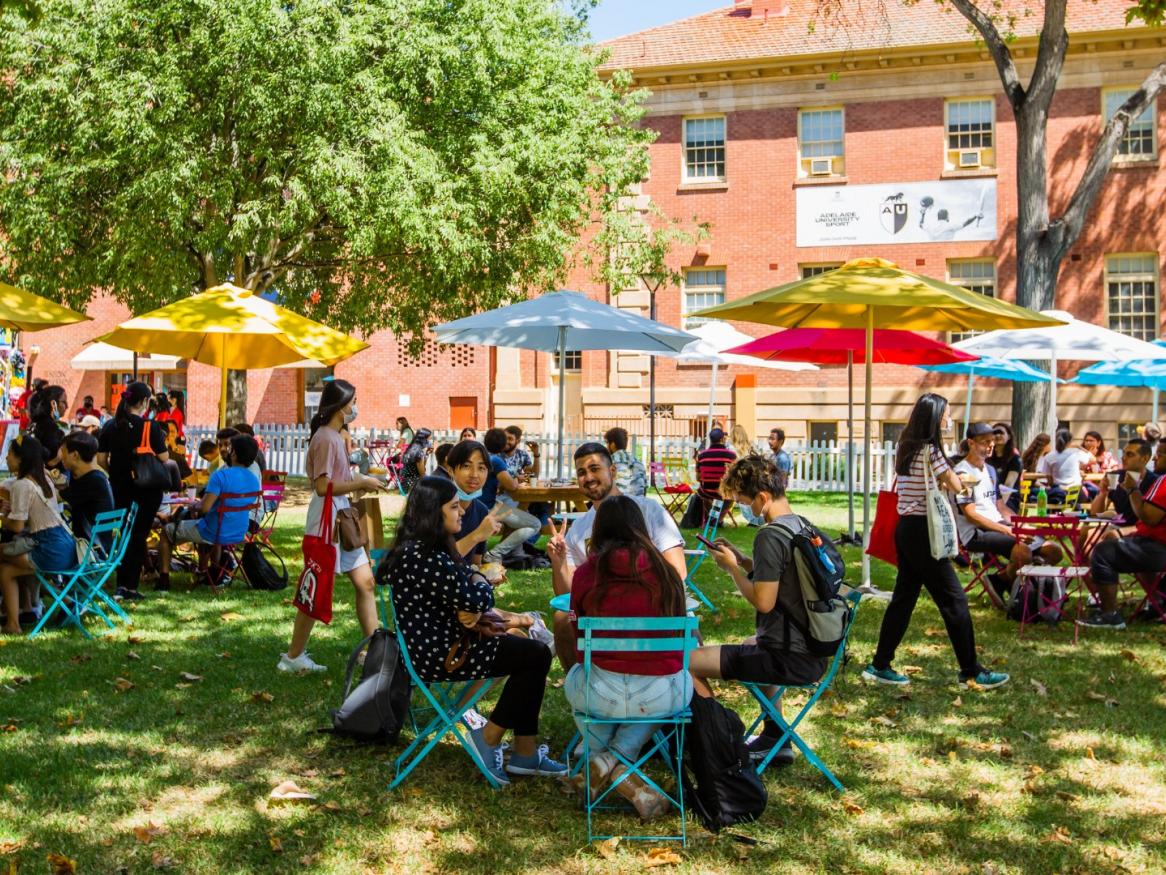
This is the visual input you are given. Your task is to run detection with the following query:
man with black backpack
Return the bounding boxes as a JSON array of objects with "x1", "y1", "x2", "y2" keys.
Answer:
[{"x1": 689, "y1": 454, "x2": 846, "y2": 766}]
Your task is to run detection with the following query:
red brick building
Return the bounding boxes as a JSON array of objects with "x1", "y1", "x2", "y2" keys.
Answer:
[{"x1": 21, "y1": 1, "x2": 1166, "y2": 445}]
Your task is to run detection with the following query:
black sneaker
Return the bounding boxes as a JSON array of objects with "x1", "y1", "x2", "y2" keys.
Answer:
[
  {"x1": 1077, "y1": 610, "x2": 1126, "y2": 630},
  {"x1": 987, "y1": 572, "x2": 1009, "y2": 600},
  {"x1": 115, "y1": 588, "x2": 146, "y2": 602},
  {"x1": 746, "y1": 734, "x2": 796, "y2": 766},
  {"x1": 154, "y1": 578, "x2": 171, "y2": 593}
]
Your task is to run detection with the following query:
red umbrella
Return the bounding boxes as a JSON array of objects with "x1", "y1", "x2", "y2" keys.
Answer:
[{"x1": 726, "y1": 328, "x2": 977, "y2": 544}]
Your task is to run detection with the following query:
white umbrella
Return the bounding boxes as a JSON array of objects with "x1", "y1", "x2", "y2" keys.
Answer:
[
  {"x1": 675, "y1": 321, "x2": 816, "y2": 436},
  {"x1": 71, "y1": 341, "x2": 182, "y2": 371},
  {"x1": 955, "y1": 310, "x2": 1166, "y2": 433},
  {"x1": 434, "y1": 290, "x2": 696, "y2": 478}
]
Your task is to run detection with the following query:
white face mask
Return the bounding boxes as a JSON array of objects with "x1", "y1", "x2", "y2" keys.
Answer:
[{"x1": 344, "y1": 403, "x2": 358, "y2": 424}]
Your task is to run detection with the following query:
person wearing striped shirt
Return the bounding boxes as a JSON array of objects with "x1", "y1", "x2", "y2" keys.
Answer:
[
  {"x1": 862, "y1": 393, "x2": 1010, "y2": 691},
  {"x1": 695, "y1": 428, "x2": 737, "y2": 522}
]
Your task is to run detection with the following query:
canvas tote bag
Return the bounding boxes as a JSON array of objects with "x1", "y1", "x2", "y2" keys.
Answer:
[{"x1": 923, "y1": 453, "x2": 960, "y2": 560}]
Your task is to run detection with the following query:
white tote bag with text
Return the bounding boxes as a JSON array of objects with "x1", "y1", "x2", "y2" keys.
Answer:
[{"x1": 924, "y1": 454, "x2": 960, "y2": 560}]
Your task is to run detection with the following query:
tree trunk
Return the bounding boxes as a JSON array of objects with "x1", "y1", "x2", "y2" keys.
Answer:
[{"x1": 225, "y1": 369, "x2": 248, "y2": 426}]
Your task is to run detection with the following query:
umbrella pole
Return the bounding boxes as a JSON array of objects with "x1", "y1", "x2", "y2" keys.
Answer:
[
  {"x1": 862, "y1": 309, "x2": 873, "y2": 588},
  {"x1": 1049, "y1": 353, "x2": 1059, "y2": 433},
  {"x1": 1153, "y1": 388, "x2": 1160, "y2": 425},
  {"x1": 132, "y1": 351, "x2": 139, "y2": 382},
  {"x1": 707, "y1": 364, "x2": 718, "y2": 436},
  {"x1": 964, "y1": 371, "x2": 975, "y2": 433},
  {"x1": 218, "y1": 335, "x2": 228, "y2": 429},
  {"x1": 556, "y1": 325, "x2": 566, "y2": 481},
  {"x1": 847, "y1": 350, "x2": 855, "y2": 542}
]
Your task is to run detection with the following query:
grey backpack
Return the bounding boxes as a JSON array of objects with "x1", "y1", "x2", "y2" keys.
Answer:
[{"x1": 329, "y1": 629, "x2": 412, "y2": 743}]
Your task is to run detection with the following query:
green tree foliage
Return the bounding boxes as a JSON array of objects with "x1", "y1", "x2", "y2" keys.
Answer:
[{"x1": 0, "y1": 0, "x2": 651, "y2": 340}]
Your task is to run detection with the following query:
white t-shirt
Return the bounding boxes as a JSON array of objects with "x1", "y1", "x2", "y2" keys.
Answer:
[
  {"x1": 1036, "y1": 447, "x2": 1090, "y2": 488},
  {"x1": 565, "y1": 495, "x2": 684, "y2": 568},
  {"x1": 953, "y1": 459, "x2": 1001, "y2": 542}
]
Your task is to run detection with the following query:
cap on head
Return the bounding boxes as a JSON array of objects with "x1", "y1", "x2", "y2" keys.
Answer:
[
  {"x1": 965, "y1": 422, "x2": 994, "y2": 439},
  {"x1": 708, "y1": 427, "x2": 725, "y2": 444}
]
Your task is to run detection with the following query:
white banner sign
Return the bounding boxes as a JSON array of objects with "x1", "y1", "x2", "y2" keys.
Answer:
[{"x1": 796, "y1": 178, "x2": 996, "y2": 247}]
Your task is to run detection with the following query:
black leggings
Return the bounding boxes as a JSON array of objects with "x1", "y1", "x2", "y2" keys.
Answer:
[
  {"x1": 113, "y1": 487, "x2": 163, "y2": 592},
  {"x1": 485, "y1": 635, "x2": 552, "y2": 736},
  {"x1": 873, "y1": 515, "x2": 984, "y2": 678}
]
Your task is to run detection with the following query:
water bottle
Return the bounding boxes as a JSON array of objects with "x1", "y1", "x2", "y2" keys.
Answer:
[
  {"x1": 810, "y1": 533, "x2": 836, "y2": 574},
  {"x1": 1036, "y1": 485, "x2": 1048, "y2": 517}
]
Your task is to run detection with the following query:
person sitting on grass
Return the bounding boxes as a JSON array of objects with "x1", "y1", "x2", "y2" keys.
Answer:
[
  {"x1": 954, "y1": 423, "x2": 1062, "y2": 599},
  {"x1": 557, "y1": 495, "x2": 691, "y2": 821},
  {"x1": 1, "y1": 436, "x2": 77, "y2": 634},
  {"x1": 1083, "y1": 441, "x2": 1166, "y2": 630},
  {"x1": 155, "y1": 434, "x2": 261, "y2": 592},
  {"x1": 59, "y1": 431, "x2": 115, "y2": 553},
  {"x1": 378, "y1": 476, "x2": 567, "y2": 785},
  {"x1": 687, "y1": 454, "x2": 827, "y2": 766}
]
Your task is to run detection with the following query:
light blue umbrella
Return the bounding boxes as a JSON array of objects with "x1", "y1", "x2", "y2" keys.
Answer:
[
  {"x1": 1074, "y1": 339, "x2": 1166, "y2": 423},
  {"x1": 920, "y1": 356, "x2": 1055, "y2": 428},
  {"x1": 434, "y1": 290, "x2": 696, "y2": 478}
]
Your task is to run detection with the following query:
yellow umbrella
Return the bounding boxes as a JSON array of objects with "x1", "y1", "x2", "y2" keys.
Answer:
[
  {"x1": 693, "y1": 257, "x2": 1065, "y2": 586},
  {"x1": 95, "y1": 283, "x2": 368, "y2": 427},
  {"x1": 1, "y1": 280, "x2": 90, "y2": 331}
]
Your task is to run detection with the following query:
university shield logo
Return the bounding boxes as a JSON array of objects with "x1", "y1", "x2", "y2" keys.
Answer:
[{"x1": 880, "y1": 194, "x2": 908, "y2": 235}]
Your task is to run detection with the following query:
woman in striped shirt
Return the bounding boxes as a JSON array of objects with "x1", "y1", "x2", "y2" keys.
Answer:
[{"x1": 862, "y1": 393, "x2": 1010, "y2": 691}]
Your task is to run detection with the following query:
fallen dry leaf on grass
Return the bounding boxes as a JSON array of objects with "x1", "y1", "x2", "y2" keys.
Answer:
[
  {"x1": 998, "y1": 744, "x2": 1013, "y2": 759},
  {"x1": 47, "y1": 852, "x2": 76, "y2": 874},
  {"x1": 595, "y1": 836, "x2": 620, "y2": 859},
  {"x1": 0, "y1": 840, "x2": 24, "y2": 854},
  {"x1": 217, "y1": 651, "x2": 231, "y2": 659},
  {"x1": 321, "y1": 801, "x2": 342, "y2": 813},
  {"x1": 127, "y1": 635, "x2": 144, "y2": 644},
  {"x1": 870, "y1": 715, "x2": 897, "y2": 728},
  {"x1": 1030, "y1": 678, "x2": 1048, "y2": 697},
  {"x1": 269, "y1": 835, "x2": 283, "y2": 853},
  {"x1": 964, "y1": 679, "x2": 983, "y2": 692},
  {"x1": 1086, "y1": 746, "x2": 1097, "y2": 761},
  {"x1": 220, "y1": 612, "x2": 244, "y2": 622},
  {"x1": 951, "y1": 696, "x2": 963, "y2": 708},
  {"x1": 179, "y1": 672, "x2": 203, "y2": 683},
  {"x1": 1055, "y1": 790, "x2": 1081, "y2": 802},
  {"x1": 842, "y1": 800, "x2": 864, "y2": 816},
  {"x1": 643, "y1": 847, "x2": 682, "y2": 867},
  {"x1": 923, "y1": 627, "x2": 945, "y2": 638},
  {"x1": 68, "y1": 654, "x2": 92, "y2": 664},
  {"x1": 269, "y1": 781, "x2": 315, "y2": 802},
  {"x1": 126, "y1": 651, "x2": 141, "y2": 661},
  {"x1": 151, "y1": 850, "x2": 175, "y2": 870},
  {"x1": 132, "y1": 822, "x2": 164, "y2": 844},
  {"x1": 251, "y1": 691, "x2": 274, "y2": 703},
  {"x1": 1042, "y1": 825, "x2": 1073, "y2": 845},
  {"x1": 113, "y1": 677, "x2": 135, "y2": 693},
  {"x1": 733, "y1": 843, "x2": 750, "y2": 860},
  {"x1": 1119, "y1": 648, "x2": 1139, "y2": 663},
  {"x1": 1085, "y1": 691, "x2": 1119, "y2": 707},
  {"x1": 842, "y1": 737, "x2": 876, "y2": 750},
  {"x1": 299, "y1": 854, "x2": 320, "y2": 866},
  {"x1": 901, "y1": 665, "x2": 923, "y2": 675}
]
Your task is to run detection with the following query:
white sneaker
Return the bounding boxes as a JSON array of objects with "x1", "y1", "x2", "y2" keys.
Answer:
[{"x1": 277, "y1": 651, "x2": 328, "y2": 673}]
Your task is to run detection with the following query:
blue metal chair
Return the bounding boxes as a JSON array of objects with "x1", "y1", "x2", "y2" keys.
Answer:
[
  {"x1": 378, "y1": 577, "x2": 503, "y2": 790},
  {"x1": 575, "y1": 615, "x2": 700, "y2": 845},
  {"x1": 739, "y1": 590, "x2": 862, "y2": 789},
  {"x1": 29, "y1": 506, "x2": 134, "y2": 638},
  {"x1": 682, "y1": 498, "x2": 725, "y2": 612}
]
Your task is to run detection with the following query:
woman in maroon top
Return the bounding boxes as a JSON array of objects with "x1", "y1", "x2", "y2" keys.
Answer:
[{"x1": 561, "y1": 495, "x2": 691, "y2": 820}]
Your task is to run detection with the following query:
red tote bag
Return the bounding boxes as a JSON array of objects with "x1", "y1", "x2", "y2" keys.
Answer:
[
  {"x1": 865, "y1": 484, "x2": 900, "y2": 568},
  {"x1": 294, "y1": 483, "x2": 337, "y2": 624}
]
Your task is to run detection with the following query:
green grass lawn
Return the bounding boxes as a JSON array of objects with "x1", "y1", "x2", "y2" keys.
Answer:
[{"x1": 2, "y1": 491, "x2": 1165, "y2": 874}]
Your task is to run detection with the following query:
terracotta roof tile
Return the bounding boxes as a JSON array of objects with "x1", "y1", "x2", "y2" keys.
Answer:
[{"x1": 597, "y1": 0, "x2": 1149, "y2": 72}]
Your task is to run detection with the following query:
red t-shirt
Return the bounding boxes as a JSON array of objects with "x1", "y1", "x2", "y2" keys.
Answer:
[
  {"x1": 570, "y1": 548, "x2": 684, "y2": 675},
  {"x1": 1135, "y1": 475, "x2": 1166, "y2": 544}
]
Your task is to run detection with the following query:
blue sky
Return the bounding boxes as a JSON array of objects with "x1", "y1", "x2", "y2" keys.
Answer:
[{"x1": 583, "y1": 0, "x2": 727, "y2": 42}]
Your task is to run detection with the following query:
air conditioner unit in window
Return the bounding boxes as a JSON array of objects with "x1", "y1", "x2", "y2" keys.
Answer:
[
  {"x1": 809, "y1": 157, "x2": 833, "y2": 176},
  {"x1": 958, "y1": 150, "x2": 982, "y2": 169}
]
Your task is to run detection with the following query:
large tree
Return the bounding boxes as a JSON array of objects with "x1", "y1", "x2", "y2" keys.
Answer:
[
  {"x1": 815, "y1": 0, "x2": 1165, "y2": 441},
  {"x1": 0, "y1": 0, "x2": 649, "y2": 419}
]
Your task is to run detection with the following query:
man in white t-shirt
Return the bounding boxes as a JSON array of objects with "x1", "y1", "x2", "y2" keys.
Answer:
[
  {"x1": 546, "y1": 442, "x2": 686, "y2": 669},
  {"x1": 955, "y1": 423, "x2": 1062, "y2": 595}
]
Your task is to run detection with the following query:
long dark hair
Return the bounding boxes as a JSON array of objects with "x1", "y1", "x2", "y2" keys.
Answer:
[
  {"x1": 309, "y1": 379, "x2": 355, "y2": 436},
  {"x1": 168, "y1": 390, "x2": 186, "y2": 416},
  {"x1": 114, "y1": 382, "x2": 153, "y2": 428},
  {"x1": 1021, "y1": 433, "x2": 1051, "y2": 471},
  {"x1": 895, "y1": 393, "x2": 948, "y2": 476},
  {"x1": 154, "y1": 392, "x2": 171, "y2": 414},
  {"x1": 992, "y1": 422, "x2": 1015, "y2": 458},
  {"x1": 1084, "y1": 430, "x2": 1105, "y2": 456},
  {"x1": 29, "y1": 385, "x2": 66, "y2": 424},
  {"x1": 583, "y1": 496, "x2": 685, "y2": 618},
  {"x1": 12, "y1": 435, "x2": 52, "y2": 498},
  {"x1": 1054, "y1": 428, "x2": 1073, "y2": 454},
  {"x1": 379, "y1": 477, "x2": 460, "y2": 581}
]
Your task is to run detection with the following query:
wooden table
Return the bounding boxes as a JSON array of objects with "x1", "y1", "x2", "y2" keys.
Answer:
[{"x1": 511, "y1": 484, "x2": 589, "y2": 513}]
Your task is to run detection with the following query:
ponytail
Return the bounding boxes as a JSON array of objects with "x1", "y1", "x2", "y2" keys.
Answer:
[
  {"x1": 1054, "y1": 428, "x2": 1072, "y2": 454},
  {"x1": 310, "y1": 379, "x2": 355, "y2": 437},
  {"x1": 115, "y1": 382, "x2": 152, "y2": 428}
]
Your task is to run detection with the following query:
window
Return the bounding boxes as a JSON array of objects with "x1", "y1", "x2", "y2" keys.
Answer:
[
  {"x1": 1118, "y1": 422, "x2": 1144, "y2": 444},
  {"x1": 683, "y1": 116, "x2": 726, "y2": 181},
  {"x1": 552, "y1": 350, "x2": 582, "y2": 372},
  {"x1": 681, "y1": 268, "x2": 726, "y2": 329},
  {"x1": 881, "y1": 422, "x2": 906, "y2": 446},
  {"x1": 947, "y1": 259, "x2": 997, "y2": 342},
  {"x1": 1104, "y1": 88, "x2": 1157, "y2": 158},
  {"x1": 945, "y1": 98, "x2": 996, "y2": 170},
  {"x1": 797, "y1": 108, "x2": 845, "y2": 178},
  {"x1": 799, "y1": 263, "x2": 843, "y2": 279},
  {"x1": 1105, "y1": 254, "x2": 1160, "y2": 341},
  {"x1": 808, "y1": 421, "x2": 838, "y2": 445}
]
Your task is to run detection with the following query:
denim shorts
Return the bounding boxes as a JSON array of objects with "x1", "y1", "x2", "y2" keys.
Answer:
[
  {"x1": 29, "y1": 525, "x2": 79, "y2": 573},
  {"x1": 563, "y1": 663, "x2": 692, "y2": 721}
]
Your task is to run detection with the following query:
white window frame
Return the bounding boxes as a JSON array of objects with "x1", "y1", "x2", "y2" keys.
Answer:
[
  {"x1": 797, "y1": 107, "x2": 845, "y2": 178},
  {"x1": 1104, "y1": 253, "x2": 1160, "y2": 341},
  {"x1": 944, "y1": 97, "x2": 996, "y2": 170},
  {"x1": 799, "y1": 262, "x2": 843, "y2": 279},
  {"x1": 1103, "y1": 87, "x2": 1158, "y2": 160},
  {"x1": 681, "y1": 267, "x2": 727, "y2": 330},
  {"x1": 681, "y1": 115, "x2": 727, "y2": 183},
  {"x1": 947, "y1": 258, "x2": 997, "y2": 343},
  {"x1": 551, "y1": 349, "x2": 582, "y2": 372}
]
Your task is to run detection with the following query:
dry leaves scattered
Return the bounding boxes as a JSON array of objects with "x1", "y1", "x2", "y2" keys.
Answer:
[
  {"x1": 1030, "y1": 678, "x2": 1048, "y2": 697},
  {"x1": 269, "y1": 781, "x2": 316, "y2": 802},
  {"x1": 1042, "y1": 825, "x2": 1073, "y2": 845},
  {"x1": 1119, "y1": 648, "x2": 1139, "y2": 663},
  {"x1": 126, "y1": 651, "x2": 141, "y2": 661},
  {"x1": 842, "y1": 799, "x2": 864, "y2": 816},
  {"x1": 47, "y1": 852, "x2": 77, "y2": 874},
  {"x1": 1085, "y1": 691, "x2": 1119, "y2": 707},
  {"x1": 132, "y1": 822, "x2": 165, "y2": 844},
  {"x1": 643, "y1": 847, "x2": 682, "y2": 867},
  {"x1": 251, "y1": 691, "x2": 274, "y2": 703},
  {"x1": 127, "y1": 635, "x2": 144, "y2": 644},
  {"x1": 842, "y1": 737, "x2": 876, "y2": 750},
  {"x1": 595, "y1": 836, "x2": 620, "y2": 859},
  {"x1": 268, "y1": 835, "x2": 283, "y2": 854},
  {"x1": 901, "y1": 665, "x2": 924, "y2": 675},
  {"x1": 179, "y1": 672, "x2": 203, "y2": 683},
  {"x1": 220, "y1": 612, "x2": 244, "y2": 622},
  {"x1": 151, "y1": 851, "x2": 176, "y2": 870},
  {"x1": 112, "y1": 677, "x2": 135, "y2": 693}
]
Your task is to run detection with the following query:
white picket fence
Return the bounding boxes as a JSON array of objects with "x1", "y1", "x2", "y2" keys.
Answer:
[{"x1": 187, "y1": 423, "x2": 943, "y2": 493}]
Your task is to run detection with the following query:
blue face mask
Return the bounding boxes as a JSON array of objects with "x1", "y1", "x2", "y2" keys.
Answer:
[
  {"x1": 737, "y1": 501, "x2": 765, "y2": 526},
  {"x1": 457, "y1": 486, "x2": 483, "y2": 502}
]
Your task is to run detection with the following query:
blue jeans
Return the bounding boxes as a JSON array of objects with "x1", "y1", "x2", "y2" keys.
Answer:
[{"x1": 563, "y1": 663, "x2": 692, "y2": 761}]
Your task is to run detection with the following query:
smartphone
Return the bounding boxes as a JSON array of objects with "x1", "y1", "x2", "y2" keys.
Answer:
[{"x1": 694, "y1": 533, "x2": 719, "y2": 551}]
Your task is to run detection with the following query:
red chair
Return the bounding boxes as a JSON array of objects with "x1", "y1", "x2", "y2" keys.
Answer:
[
  {"x1": 1133, "y1": 569, "x2": 1166, "y2": 623},
  {"x1": 200, "y1": 491, "x2": 263, "y2": 594},
  {"x1": 960, "y1": 546, "x2": 1008, "y2": 611},
  {"x1": 649, "y1": 462, "x2": 692, "y2": 520},
  {"x1": 1010, "y1": 515, "x2": 1090, "y2": 642}
]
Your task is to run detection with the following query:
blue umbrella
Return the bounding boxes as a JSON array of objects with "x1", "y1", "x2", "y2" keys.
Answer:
[
  {"x1": 919, "y1": 356, "x2": 1054, "y2": 429},
  {"x1": 1075, "y1": 339, "x2": 1166, "y2": 423}
]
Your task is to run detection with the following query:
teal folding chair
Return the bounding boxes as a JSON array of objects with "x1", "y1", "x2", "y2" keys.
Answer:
[
  {"x1": 575, "y1": 615, "x2": 700, "y2": 845},
  {"x1": 740, "y1": 590, "x2": 861, "y2": 790},
  {"x1": 380, "y1": 579, "x2": 503, "y2": 790},
  {"x1": 682, "y1": 498, "x2": 724, "y2": 612}
]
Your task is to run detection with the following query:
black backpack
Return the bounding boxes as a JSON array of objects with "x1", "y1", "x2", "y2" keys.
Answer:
[
  {"x1": 241, "y1": 542, "x2": 288, "y2": 591},
  {"x1": 682, "y1": 695, "x2": 767, "y2": 832},
  {"x1": 328, "y1": 629, "x2": 412, "y2": 743}
]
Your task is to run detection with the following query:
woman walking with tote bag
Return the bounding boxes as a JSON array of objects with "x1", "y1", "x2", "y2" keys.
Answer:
[{"x1": 861, "y1": 393, "x2": 1010, "y2": 691}]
